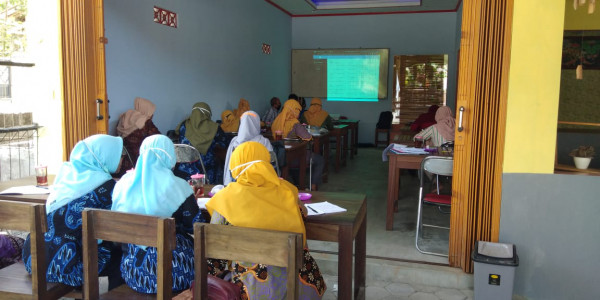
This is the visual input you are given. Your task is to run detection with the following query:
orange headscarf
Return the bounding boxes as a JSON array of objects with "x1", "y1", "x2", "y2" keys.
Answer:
[
  {"x1": 271, "y1": 99, "x2": 301, "y2": 137},
  {"x1": 220, "y1": 110, "x2": 240, "y2": 132},
  {"x1": 206, "y1": 141, "x2": 306, "y2": 245},
  {"x1": 233, "y1": 98, "x2": 250, "y2": 118},
  {"x1": 303, "y1": 98, "x2": 329, "y2": 127}
]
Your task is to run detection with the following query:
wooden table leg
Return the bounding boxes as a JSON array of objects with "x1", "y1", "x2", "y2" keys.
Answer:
[
  {"x1": 355, "y1": 211, "x2": 367, "y2": 300},
  {"x1": 323, "y1": 139, "x2": 329, "y2": 183},
  {"x1": 299, "y1": 151, "x2": 307, "y2": 190},
  {"x1": 335, "y1": 135, "x2": 341, "y2": 172},
  {"x1": 354, "y1": 123, "x2": 359, "y2": 156},
  {"x1": 386, "y1": 156, "x2": 399, "y2": 230},
  {"x1": 338, "y1": 225, "x2": 353, "y2": 300},
  {"x1": 349, "y1": 124, "x2": 355, "y2": 160},
  {"x1": 343, "y1": 130, "x2": 348, "y2": 166}
]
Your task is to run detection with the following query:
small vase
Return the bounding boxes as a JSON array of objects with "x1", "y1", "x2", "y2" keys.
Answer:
[{"x1": 573, "y1": 157, "x2": 592, "y2": 169}]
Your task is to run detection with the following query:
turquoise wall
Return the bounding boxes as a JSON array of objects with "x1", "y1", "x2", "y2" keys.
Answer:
[
  {"x1": 104, "y1": 0, "x2": 291, "y2": 134},
  {"x1": 292, "y1": 13, "x2": 459, "y2": 143}
]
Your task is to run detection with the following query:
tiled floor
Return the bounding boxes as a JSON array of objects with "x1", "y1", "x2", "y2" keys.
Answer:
[
  {"x1": 311, "y1": 146, "x2": 472, "y2": 298},
  {"x1": 321, "y1": 273, "x2": 473, "y2": 300}
]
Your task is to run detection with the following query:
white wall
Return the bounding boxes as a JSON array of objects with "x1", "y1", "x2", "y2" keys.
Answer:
[
  {"x1": 292, "y1": 12, "x2": 459, "y2": 144},
  {"x1": 104, "y1": 0, "x2": 291, "y2": 134}
]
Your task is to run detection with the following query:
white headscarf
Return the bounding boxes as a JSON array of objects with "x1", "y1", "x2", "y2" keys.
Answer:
[{"x1": 223, "y1": 111, "x2": 273, "y2": 185}]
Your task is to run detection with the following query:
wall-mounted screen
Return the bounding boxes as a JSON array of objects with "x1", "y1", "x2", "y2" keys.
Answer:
[{"x1": 292, "y1": 48, "x2": 389, "y2": 101}]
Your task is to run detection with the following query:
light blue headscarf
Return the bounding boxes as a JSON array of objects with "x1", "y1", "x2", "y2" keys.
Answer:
[
  {"x1": 223, "y1": 111, "x2": 273, "y2": 185},
  {"x1": 111, "y1": 134, "x2": 193, "y2": 218},
  {"x1": 46, "y1": 134, "x2": 123, "y2": 214}
]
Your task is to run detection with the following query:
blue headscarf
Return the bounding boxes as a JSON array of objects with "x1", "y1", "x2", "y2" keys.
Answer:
[
  {"x1": 46, "y1": 134, "x2": 123, "y2": 214},
  {"x1": 111, "y1": 134, "x2": 193, "y2": 218}
]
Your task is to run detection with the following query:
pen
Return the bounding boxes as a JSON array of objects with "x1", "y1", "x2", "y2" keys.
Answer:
[{"x1": 308, "y1": 206, "x2": 319, "y2": 214}]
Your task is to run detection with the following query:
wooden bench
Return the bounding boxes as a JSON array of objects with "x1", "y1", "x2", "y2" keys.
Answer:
[
  {"x1": 82, "y1": 208, "x2": 176, "y2": 300},
  {"x1": 0, "y1": 199, "x2": 76, "y2": 299},
  {"x1": 193, "y1": 223, "x2": 303, "y2": 300}
]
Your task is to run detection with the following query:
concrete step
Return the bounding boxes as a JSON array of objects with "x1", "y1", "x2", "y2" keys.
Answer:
[{"x1": 312, "y1": 252, "x2": 474, "y2": 290}]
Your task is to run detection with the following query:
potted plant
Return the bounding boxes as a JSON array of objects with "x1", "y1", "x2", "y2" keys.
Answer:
[{"x1": 569, "y1": 146, "x2": 595, "y2": 169}]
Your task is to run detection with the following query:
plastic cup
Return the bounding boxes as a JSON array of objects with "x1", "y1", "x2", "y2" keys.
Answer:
[{"x1": 35, "y1": 165, "x2": 48, "y2": 186}]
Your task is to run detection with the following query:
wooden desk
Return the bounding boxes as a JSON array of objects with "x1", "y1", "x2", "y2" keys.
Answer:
[
  {"x1": 0, "y1": 175, "x2": 53, "y2": 204},
  {"x1": 311, "y1": 132, "x2": 330, "y2": 183},
  {"x1": 305, "y1": 191, "x2": 366, "y2": 300},
  {"x1": 280, "y1": 140, "x2": 309, "y2": 190},
  {"x1": 334, "y1": 119, "x2": 359, "y2": 158},
  {"x1": 385, "y1": 153, "x2": 427, "y2": 231},
  {"x1": 330, "y1": 125, "x2": 349, "y2": 172}
]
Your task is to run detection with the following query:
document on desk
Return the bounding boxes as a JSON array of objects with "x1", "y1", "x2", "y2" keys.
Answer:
[
  {"x1": 305, "y1": 201, "x2": 347, "y2": 216},
  {"x1": 0, "y1": 185, "x2": 50, "y2": 195}
]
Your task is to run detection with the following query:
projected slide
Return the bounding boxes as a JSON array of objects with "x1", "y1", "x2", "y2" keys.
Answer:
[{"x1": 292, "y1": 49, "x2": 388, "y2": 101}]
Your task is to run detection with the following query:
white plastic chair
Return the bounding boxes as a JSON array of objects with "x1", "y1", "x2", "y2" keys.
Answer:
[{"x1": 415, "y1": 156, "x2": 453, "y2": 257}]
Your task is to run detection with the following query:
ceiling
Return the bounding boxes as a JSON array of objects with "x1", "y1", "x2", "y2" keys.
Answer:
[{"x1": 266, "y1": 0, "x2": 462, "y2": 16}]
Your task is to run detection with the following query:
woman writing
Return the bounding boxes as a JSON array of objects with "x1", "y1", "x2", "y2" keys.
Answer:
[
  {"x1": 111, "y1": 134, "x2": 207, "y2": 294},
  {"x1": 413, "y1": 106, "x2": 456, "y2": 147},
  {"x1": 206, "y1": 141, "x2": 326, "y2": 299},
  {"x1": 22, "y1": 134, "x2": 124, "y2": 289},
  {"x1": 223, "y1": 110, "x2": 273, "y2": 185},
  {"x1": 300, "y1": 98, "x2": 333, "y2": 130},
  {"x1": 272, "y1": 99, "x2": 324, "y2": 191}
]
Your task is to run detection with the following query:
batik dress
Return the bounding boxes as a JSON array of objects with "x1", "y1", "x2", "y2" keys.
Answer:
[
  {"x1": 208, "y1": 211, "x2": 326, "y2": 300},
  {"x1": 119, "y1": 195, "x2": 207, "y2": 293},
  {"x1": 22, "y1": 180, "x2": 116, "y2": 286},
  {"x1": 176, "y1": 124, "x2": 231, "y2": 184}
]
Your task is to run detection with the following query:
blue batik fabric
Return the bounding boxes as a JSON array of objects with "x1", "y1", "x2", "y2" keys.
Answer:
[
  {"x1": 22, "y1": 180, "x2": 116, "y2": 287},
  {"x1": 176, "y1": 124, "x2": 231, "y2": 185},
  {"x1": 120, "y1": 194, "x2": 207, "y2": 294}
]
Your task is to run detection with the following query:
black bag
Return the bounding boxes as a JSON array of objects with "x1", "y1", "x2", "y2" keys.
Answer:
[{"x1": 376, "y1": 111, "x2": 393, "y2": 129}]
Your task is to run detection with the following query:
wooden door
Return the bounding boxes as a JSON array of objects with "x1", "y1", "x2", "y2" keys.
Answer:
[
  {"x1": 60, "y1": 0, "x2": 108, "y2": 159},
  {"x1": 449, "y1": 0, "x2": 514, "y2": 272}
]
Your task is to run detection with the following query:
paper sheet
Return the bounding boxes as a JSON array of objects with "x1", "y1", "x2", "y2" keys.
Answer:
[
  {"x1": 305, "y1": 201, "x2": 347, "y2": 216},
  {"x1": 0, "y1": 185, "x2": 50, "y2": 195}
]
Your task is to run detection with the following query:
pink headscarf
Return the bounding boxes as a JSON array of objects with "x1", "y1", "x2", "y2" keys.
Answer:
[
  {"x1": 116, "y1": 97, "x2": 156, "y2": 137},
  {"x1": 433, "y1": 106, "x2": 456, "y2": 141}
]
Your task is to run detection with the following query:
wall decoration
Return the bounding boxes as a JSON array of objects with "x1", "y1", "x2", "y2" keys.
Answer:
[
  {"x1": 153, "y1": 6, "x2": 177, "y2": 28},
  {"x1": 262, "y1": 43, "x2": 271, "y2": 55},
  {"x1": 562, "y1": 32, "x2": 600, "y2": 69}
]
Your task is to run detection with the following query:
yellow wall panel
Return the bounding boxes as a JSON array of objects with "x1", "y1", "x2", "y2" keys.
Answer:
[
  {"x1": 564, "y1": 1, "x2": 600, "y2": 30},
  {"x1": 504, "y1": 1, "x2": 565, "y2": 173}
]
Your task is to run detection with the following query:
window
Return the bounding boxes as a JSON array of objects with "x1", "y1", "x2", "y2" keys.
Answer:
[
  {"x1": 392, "y1": 55, "x2": 448, "y2": 125},
  {"x1": 0, "y1": 66, "x2": 11, "y2": 99}
]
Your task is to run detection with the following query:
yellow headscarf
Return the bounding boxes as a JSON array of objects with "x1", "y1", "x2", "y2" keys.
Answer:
[
  {"x1": 220, "y1": 110, "x2": 240, "y2": 133},
  {"x1": 206, "y1": 141, "x2": 306, "y2": 245},
  {"x1": 304, "y1": 98, "x2": 329, "y2": 127},
  {"x1": 271, "y1": 99, "x2": 301, "y2": 137},
  {"x1": 233, "y1": 98, "x2": 250, "y2": 118}
]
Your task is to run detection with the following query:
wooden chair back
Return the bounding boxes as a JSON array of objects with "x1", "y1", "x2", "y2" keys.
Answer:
[
  {"x1": 81, "y1": 208, "x2": 176, "y2": 300},
  {"x1": 0, "y1": 199, "x2": 74, "y2": 299},
  {"x1": 193, "y1": 223, "x2": 303, "y2": 300}
]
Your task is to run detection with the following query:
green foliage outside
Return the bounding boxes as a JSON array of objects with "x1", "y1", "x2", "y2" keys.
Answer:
[{"x1": 0, "y1": 0, "x2": 27, "y2": 59}]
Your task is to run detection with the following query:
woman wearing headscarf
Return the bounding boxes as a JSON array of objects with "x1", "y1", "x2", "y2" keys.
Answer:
[
  {"x1": 410, "y1": 104, "x2": 439, "y2": 132},
  {"x1": 112, "y1": 134, "x2": 207, "y2": 294},
  {"x1": 206, "y1": 142, "x2": 326, "y2": 299},
  {"x1": 116, "y1": 97, "x2": 161, "y2": 176},
  {"x1": 223, "y1": 111, "x2": 273, "y2": 185},
  {"x1": 300, "y1": 98, "x2": 333, "y2": 130},
  {"x1": 175, "y1": 102, "x2": 231, "y2": 184},
  {"x1": 220, "y1": 110, "x2": 240, "y2": 133},
  {"x1": 272, "y1": 99, "x2": 325, "y2": 191},
  {"x1": 232, "y1": 98, "x2": 250, "y2": 118},
  {"x1": 22, "y1": 134, "x2": 124, "y2": 288},
  {"x1": 414, "y1": 106, "x2": 456, "y2": 147}
]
